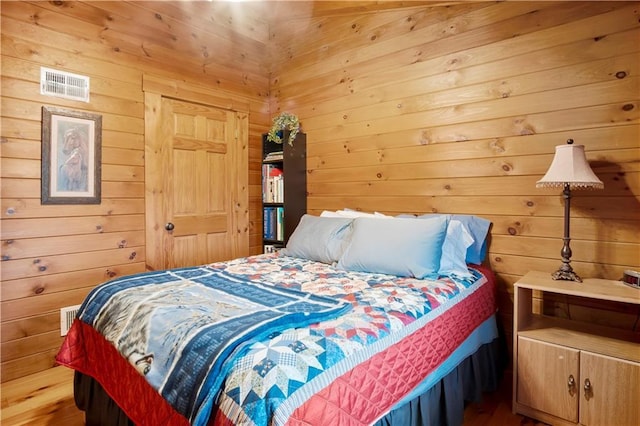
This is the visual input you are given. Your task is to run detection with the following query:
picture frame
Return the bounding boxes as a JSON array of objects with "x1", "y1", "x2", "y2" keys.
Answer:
[{"x1": 41, "y1": 106, "x2": 102, "y2": 204}]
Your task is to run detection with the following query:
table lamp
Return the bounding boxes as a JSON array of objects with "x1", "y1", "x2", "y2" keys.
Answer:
[{"x1": 536, "y1": 139, "x2": 604, "y2": 282}]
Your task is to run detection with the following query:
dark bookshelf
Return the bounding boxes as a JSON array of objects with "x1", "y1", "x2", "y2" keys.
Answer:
[{"x1": 261, "y1": 131, "x2": 306, "y2": 252}]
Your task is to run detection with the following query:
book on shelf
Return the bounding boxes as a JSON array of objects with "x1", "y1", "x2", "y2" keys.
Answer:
[
  {"x1": 262, "y1": 206, "x2": 284, "y2": 241},
  {"x1": 276, "y1": 206, "x2": 284, "y2": 241},
  {"x1": 264, "y1": 151, "x2": 283, "y2": 161},
  {"x1": 262, "y1": 165, "x2": 284, "y2": 203},
  {"x1": 263, "y1": 207, "x2": 273, "y2": 239}
]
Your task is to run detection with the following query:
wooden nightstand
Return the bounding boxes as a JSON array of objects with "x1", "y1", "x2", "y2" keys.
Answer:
[{"x1": 512, "y1": 271, "x2": 640, "y2": 426}]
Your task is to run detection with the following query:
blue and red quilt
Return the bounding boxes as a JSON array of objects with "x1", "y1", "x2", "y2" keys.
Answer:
[{"x1": 57, "y1": 254, "x2": 495, "y2": 426}]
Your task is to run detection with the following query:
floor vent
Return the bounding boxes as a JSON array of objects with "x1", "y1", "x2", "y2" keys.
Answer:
[
  {"x1": 40, "y1": 67, "x2": 90, "y2": 102},
  {"x1": 60, "y1": 304, "x2": 82, "y2": 336}
]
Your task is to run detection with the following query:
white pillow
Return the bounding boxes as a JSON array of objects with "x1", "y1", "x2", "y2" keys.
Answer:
[
  {"x1": 322, "y1": 209, "x2": 392, "y2": 219},
  {"x1": 319, "y1": 210, "x2": 343, "y2": 218}
]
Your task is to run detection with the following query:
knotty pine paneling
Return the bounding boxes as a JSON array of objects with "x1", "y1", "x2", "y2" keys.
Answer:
[
  {"x1": 1, "y1": 0, "x2": 639, "y2": 384},
  {"x1": 1, "y1": 0, "x2": 270, "y2": 382},
  {"x1": 272, "y1": 0, "x2": 640, "y2": 355}
]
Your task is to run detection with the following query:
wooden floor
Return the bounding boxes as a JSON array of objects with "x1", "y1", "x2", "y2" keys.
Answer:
[{"x1": 1, "y1": 366, "x2": 546, "y2": 425}]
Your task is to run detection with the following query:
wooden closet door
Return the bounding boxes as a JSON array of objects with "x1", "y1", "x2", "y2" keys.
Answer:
[
  {"x1": 516, "y1": 337, "x2": 579, "y2": 423},
  {"x1": 580, "y1": 352, "x2": 640, "y2": 426},
  {"x1": 145, "y1": 93, "x2": 248, "y2": 269}
]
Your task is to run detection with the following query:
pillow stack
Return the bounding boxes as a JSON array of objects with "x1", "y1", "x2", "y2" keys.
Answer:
[{"x1": 280, "y1": 209, "x2": 491, "y2": 280}]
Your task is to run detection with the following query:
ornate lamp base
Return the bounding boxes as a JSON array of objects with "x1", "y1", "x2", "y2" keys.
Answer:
[
  {"x1": 551, "y1": 268, "x2": 582, "y2": 282},
  {"x1": 550, "y1": 184, "x2": 582, "y2": 283}
]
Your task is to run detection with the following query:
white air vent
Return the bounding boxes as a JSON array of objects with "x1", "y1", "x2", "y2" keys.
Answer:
[
  {"x1": 60, "y1": 304, "x2": 82, "y2": 336},
  {"x1": 40, "y1": 67, "x2": 90, "y2": 102}
]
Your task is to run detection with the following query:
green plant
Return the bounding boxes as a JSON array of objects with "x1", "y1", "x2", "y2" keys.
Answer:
[{"x1": 267, "y1": 112, "x2": 300, "y2": 146}]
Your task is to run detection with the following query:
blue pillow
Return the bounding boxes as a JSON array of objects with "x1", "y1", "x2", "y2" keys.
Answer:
[
  {"x1": 396, "y1": 214, "x2": 474, "y2": 277},
  {"x1": 439, "y1": 219, "x2": 474, "y2": 278},
  {"x1": 337, "y1": 216, "x2": 448, "y2": 279},
  {"x1": 280, "y1": 215, "x2": 354, "y2": 264},
  {"x1": 451, "y1": 214, "x2": 491, "y2": 264},
  {"x1": 418, "y1": 214, "x2": 491, "y2": 265}
]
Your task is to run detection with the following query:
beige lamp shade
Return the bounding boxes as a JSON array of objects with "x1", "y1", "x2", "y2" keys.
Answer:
[{"x1": 536, "y1": 143, "x2": 604, "y2": 189}]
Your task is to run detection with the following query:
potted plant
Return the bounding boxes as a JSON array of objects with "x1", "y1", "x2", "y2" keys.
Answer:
[{"x1": 267, "y1": 112, "x2": 300, "y2": 146}]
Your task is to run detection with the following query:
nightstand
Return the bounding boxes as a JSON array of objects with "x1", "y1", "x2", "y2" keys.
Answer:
[{"x1": 512, "y1": 271, "x2": 640, "y2": 426}]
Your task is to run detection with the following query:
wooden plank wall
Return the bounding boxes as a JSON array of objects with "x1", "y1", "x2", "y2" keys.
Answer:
[
  {"x1": 270, "y1": 1, "x2": 640, "y2": 353},
  {"x1": 0, "y1": 0, "x2": 270, "y2": 382},
  {"x1": 1, "y1": 0, "x2": 639, "y2": 383}
]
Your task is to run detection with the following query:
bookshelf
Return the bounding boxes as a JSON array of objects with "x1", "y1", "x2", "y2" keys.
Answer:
[{"x1": 262, "y1": 131, "x2": 306, "y2": 253}]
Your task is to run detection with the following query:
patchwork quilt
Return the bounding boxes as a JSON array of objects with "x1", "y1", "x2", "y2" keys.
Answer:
[
  {"x1": 57, "y1": 254, "x2": 496, "y2": 426},
  {"x1": 60, "y1": 264, "x2": 351, "y2": 426}
]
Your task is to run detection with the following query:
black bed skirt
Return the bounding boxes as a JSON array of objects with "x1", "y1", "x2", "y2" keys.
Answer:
[{"x1": 74, "y1": 337, "x2": 505, "y2": 426}]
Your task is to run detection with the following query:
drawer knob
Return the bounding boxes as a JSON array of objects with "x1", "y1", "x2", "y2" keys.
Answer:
[
  {"x1": 584, "y1": 378, "x2": 593, "y2": 400},
  {"x1": 567, "y1": 374, "x2": 576, "y2": 395}
]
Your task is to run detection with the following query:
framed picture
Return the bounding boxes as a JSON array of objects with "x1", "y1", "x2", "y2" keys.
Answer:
[{"x1": 41, "y1": 106, "x2": 102, "y2": 204}]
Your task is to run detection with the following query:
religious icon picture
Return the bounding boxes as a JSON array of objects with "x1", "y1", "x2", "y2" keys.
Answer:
[{"x1": 41, "y1": 106, "x2": 102, "y2": 204}]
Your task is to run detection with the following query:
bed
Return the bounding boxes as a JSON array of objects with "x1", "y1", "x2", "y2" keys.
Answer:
[{"x1": 56, "y1": 212, "x2": 505, "y2": 426}]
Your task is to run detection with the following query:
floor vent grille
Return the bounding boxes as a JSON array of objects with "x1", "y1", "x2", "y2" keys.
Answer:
[
  {"x1": 40, "y1": 67, "x2": 90, "y2": 102},
  {"x1": 60, "y1": 304, "x2": 82, "y2": 336}
]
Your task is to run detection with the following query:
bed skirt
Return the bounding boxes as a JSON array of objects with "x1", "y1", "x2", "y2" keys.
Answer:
[
  {"x1": 373, "y1": 336, "x2": 505, "y2": 426},
  {"x1": 74, "y1": 336, "x2": 505, "y2": 426}
]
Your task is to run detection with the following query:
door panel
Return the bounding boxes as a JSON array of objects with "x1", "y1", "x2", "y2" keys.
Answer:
[
  {"x1": 145, "y1": 92, "x2": 248, "y2": 270},
  {"x1": 173, "y1": 236, "x2": 199, "y2": 269},
  {"x1": 207, "y1": 151, "x2": 227, "y2": 212},
  {"x1": 166, "y1": 98, "x2": 233, "y2": 267},
  {"x1": 580, "y1": 352, "x2": 640, "y2": 426},
  {"x1": 517, "y1": 337, "x2": 579, "y2": 423},
  {"x1": 172, "y1": 215, "x2": 227, "y2": 236},
  {"x1": 207, "y1": 233, "x2": 230, "y2": 263}
]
